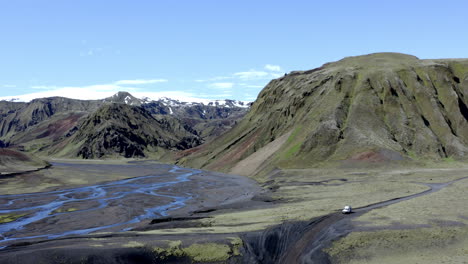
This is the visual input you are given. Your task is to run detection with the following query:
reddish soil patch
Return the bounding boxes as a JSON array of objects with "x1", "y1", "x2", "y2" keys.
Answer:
[
  {"x1": 349, "y1": 150, "x2": 387, "y2": 162},
  {"x1": 207, "y1": 129, "x2": 261, "y2": 171},
  {"x1": 34, "y1": 113, "x2": 85, "y2": 140},
  {"x1": 346, "y1": 149, "x2": 405, "y2": 164},
  {"x1": 0, "y1": 149, "x2": 31, "y2": 162},
  {"x1": 176, "y1": 145, "x2": 204, "y2": 159}
]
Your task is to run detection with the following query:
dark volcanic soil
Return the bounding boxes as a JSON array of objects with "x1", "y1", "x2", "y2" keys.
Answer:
[{"x1": 0, "y1": 162, "x2": 262, "y2": 251}]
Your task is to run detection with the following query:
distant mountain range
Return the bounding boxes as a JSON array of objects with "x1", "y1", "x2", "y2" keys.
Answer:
[{"x1": 0, "y1": 92, "x2": 251, "y2": 159}]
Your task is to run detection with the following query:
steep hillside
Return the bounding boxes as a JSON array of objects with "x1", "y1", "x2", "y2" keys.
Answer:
[
  {"x1": 180, "y1": 53, "x2": 468, "y2": 176},
  {"x1": 54, "y1": 104, "x2": 201, "y2": 159},
  {"x1": 0, "y1": 149, "x2": 49, "y2": 175}
]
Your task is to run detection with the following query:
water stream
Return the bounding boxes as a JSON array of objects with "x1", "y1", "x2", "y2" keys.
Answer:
[{"x1": 0, "y1": 165, "x2": 201, "y2": 248}]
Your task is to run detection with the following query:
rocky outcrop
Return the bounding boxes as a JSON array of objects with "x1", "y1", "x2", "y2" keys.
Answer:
[{"x1": 71, "y1": 104, "x2": 201, "y2": 158}]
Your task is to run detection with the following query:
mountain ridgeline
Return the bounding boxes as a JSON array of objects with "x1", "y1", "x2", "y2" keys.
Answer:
[
  {"x1": 0, "y1": 92, "x2": 250, "y2": 159},
  {"x1": 71, "y1": 104, "x2": 201, "y2": 158},
  {"x1": 180, "y1": 53, "x2": 468, "y2": 176}
]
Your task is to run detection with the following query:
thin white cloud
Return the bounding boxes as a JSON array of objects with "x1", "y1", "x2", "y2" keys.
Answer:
[
  {"x1": 270, "y1": 72, "x2": 284, "y2": 78},
  {"x1": 0, "y1": 78, "x2": 168, "y2": 102},
  {"x1": 194, "y1": 76, "x2": 230, "y2": 83},
  {"x1": 133, "y1": 91, "x2": 202, "y2": 102},
  {"x1": 80, "y1": 47, "x2": 104, "y2": 57},
  {"x1": 198, "y1": 92, "x2": 233, "y2": 98},
  {"x1": 210, "y1": 93, "x2": 233, "y2": 98},
  {"x1": 114, "y1": 79, "x2": 168, "y2": 85},
  {"x1": 210, "y1": 82, "x2": 234, "y2": 89},
  {"x1": 0, "y1": 86, "x2": 119, "y2": 102},
  {"x1": 210, "y1": 76, "x2": 230, "y2": 81},
  {"x1": 0, "y1": 79, "x2": 240, "y2": 103},
  {"x1": 233, "y1": 70, "x2": 270, "y2": 79},
  {"x1": 0, "y1": 87, "x2": 225, "y2": 104},
  {"x1": 2, "y1": 84, "x2": 17, "y2": 88},
  {"x1": 241, "y1": 84, "x2": 264, "y2": 88},
  {"x1": 265, "y1": 64, "x2": 281, "y2": 72},
  {"x1": 31, "y1": 85, "x2": 59, "y2": 90},
  {"x1": 196, "y1": 65, "x2": 284, "y2": 84}
]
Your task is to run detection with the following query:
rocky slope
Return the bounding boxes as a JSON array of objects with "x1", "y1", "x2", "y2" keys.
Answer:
[
  {"x1": 180, "y1": 53, "x2": 468, "y2": 176},
  {"x1": 0, "y1": 92, "x2": 250, "y2": 158},
  {"x1": 63, "y1": 104, "x2": 201, "y2": 158},
  {"x1": 0, "y1": 97, "x2": 101, "y2": 142}
]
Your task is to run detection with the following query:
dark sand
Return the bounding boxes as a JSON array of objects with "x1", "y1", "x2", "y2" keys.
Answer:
[{"x1": 0, "y1": 161, "x2": 265, "y2": 253}]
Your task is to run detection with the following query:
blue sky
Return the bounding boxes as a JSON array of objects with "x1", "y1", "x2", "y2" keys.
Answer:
[{"x1": 1, "y1": 0, "x2": 468, "y2": 102}]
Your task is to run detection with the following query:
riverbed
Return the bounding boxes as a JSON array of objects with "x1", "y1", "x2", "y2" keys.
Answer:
[{"x1": 0, "y1": 161, "x2": 262, "y2": 249}]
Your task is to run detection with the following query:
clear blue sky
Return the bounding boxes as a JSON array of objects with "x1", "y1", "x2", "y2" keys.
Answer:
[{"x1": 1, "y1": 0, "x2": 468, "y2": 101}]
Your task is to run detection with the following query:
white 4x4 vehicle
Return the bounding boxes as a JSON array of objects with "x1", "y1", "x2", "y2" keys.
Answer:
[{"x1": 342, "y1": 205, "x2": 352, "y2": 214}]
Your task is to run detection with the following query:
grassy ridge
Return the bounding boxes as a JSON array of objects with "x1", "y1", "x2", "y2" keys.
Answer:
[{"x1": 180, "y1": 53, "x2": 468, "y2": 177}]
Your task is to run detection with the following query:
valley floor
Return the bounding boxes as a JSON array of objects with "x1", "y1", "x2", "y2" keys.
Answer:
[{"x1": 0, "y1": 160, "x2": 467, "y2": 263}]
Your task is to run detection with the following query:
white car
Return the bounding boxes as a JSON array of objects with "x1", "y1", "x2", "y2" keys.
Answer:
[{"x1": 342, "y1": 205, "x2": 352, "y2": 214}]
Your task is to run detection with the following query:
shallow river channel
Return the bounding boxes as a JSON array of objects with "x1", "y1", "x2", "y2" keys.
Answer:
[{"x1": 0, "y1": 163, "x2": 201, "y2": 248}]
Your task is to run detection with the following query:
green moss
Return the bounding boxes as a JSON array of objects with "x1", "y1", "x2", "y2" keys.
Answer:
[
  {"x1": 153, "y1": 240, "x2": 185, "y2": 260},
  {"x1": 123, "y1": 241, "x2": 145, "y2": 248},
  {"x1": 283, "y1": 142, "x2": 301, "y2": 159},
  {"x1": 228, "y1": 236, "x2": 243, "y2": 256},
  {"x1": 442, "y1": 156, "x2": 456, "y2": 163},
  {"x1": 154, "y1": 240, "x2": 233, "y2": 262},
  {"x1": 448, "y1": 61, "x2": 468, "y2": 78},
  {"x1": 326, "y1": 227, "x2": 468, "y2": 264},
  {"x1": 167, "y1": 240, "x2": 183, "y2": 250},
  {"x1": 406, "y1": 150, "x2": 419, "y2": 160},
  {"x1": 184, "y1": 243, "x2": 231, "y2": 262},
  {"x1": 52, "y1": 207, "x2": 78, "y2": 214},
  {"x1": 0, "y1": 213, "x2": 26, "y2": 223},
  {"x1": 286, "y1": 125, "x2": 302, "y2": 144}
]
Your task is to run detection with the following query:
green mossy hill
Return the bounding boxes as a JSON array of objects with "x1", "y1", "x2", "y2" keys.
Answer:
[
  {"x1": 180, "y1": 53, "x2": 468, "y2": 176},
  {"x1": 66, "y1": 103, "x2": 201, "y2": 159},
  {"x1": 0, "y1": 148, "x2": 49, "y2": 174}
]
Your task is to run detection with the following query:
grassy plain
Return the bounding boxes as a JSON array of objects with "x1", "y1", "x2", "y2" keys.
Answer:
[{"x1": 136, "y1": 164, "x2": 468, "y2": 235}]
